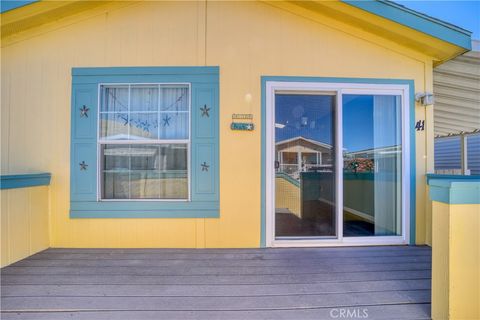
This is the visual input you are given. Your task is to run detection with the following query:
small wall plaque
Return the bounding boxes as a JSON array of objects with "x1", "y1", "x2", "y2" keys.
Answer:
[
  {"x1": 231, "y1": 122, "x2": 254, "y2": 131},
  {"x1": 232, "y1": 114, "x2": 253, "y2": 120}
]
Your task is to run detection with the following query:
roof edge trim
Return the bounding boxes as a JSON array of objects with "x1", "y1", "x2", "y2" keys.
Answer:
[
  {"x1": 342, "y1": 0, "x2": 472, "y2": 50},
  {"x1": 0, "y1": 0, "x2": 38, "y2": 13}
]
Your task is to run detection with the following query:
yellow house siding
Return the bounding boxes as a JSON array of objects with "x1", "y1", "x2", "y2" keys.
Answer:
[
  {"x1": 431, "y1": 201, "x2": 450, "y2": 320},
  {"x1": 431, "y1": 201, "x2": 480, "y2": 320},
  {"x1": 449, "y1": 204, "x2": 480, "y2": 320},
  {"x1": 0, "y1": 186, "x2": 49, "y2": 267},
  {"x1": 1, "y1": 1, "x2": 432, "y2": 248}
]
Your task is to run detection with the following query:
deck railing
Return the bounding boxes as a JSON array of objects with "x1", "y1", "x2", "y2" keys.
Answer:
[
  {"x1": 0, "y1": 173, "x2": 51, "y2": 267},
  {"x1": 427, "y1": 174, "x2": 480, "y2": 320}
]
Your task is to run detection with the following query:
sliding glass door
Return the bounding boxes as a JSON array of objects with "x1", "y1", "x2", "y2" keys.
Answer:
[{"x1": 266, "y1": 81, "x2": 409, "y2": 246}]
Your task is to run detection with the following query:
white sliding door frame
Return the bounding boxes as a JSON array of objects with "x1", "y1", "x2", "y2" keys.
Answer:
[{"x1": 265, "y1": 81, "x2": 410, "y2": 247}]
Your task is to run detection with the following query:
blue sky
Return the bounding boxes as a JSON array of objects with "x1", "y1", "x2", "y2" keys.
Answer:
[{"x1": 395, "y1": 1, "x2": 480, "y2": 39}]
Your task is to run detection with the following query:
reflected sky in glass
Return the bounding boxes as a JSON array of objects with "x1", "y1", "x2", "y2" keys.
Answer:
[
  {"x1": 275, "y1": 94, "x2": 334, "y2": 145},
  {"x1": 275, "y1": 94, "x2": 401, "y2": 153}
]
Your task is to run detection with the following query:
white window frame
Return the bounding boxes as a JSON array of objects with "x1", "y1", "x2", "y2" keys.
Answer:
[
  {"x1": 96, "y1": 82, "x2": 192, "y2": 202},
  {"x1": 265, "y1": 81, "x2": 410, "y2": 247}
]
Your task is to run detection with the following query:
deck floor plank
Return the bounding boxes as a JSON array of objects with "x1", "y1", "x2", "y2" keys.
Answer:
[
  {"x1": 1, "y1": 246, "x2": 432, "y2": 319},
  {"x1": 0, "y1": 304, "x2": 431, "y2": 320},
  {"x1": 9, "y1": 254, "x2": 431, "y2": 267},
  {"x1": 1, "y1": 279, "x2": 431, "y2": 297}
]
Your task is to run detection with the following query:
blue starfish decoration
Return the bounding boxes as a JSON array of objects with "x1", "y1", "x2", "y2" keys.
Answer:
[
  {"x1": 79, "y1": 161, "x2": 88, "y2": 170},
  {"x1": 118, "y1": 114, "x2": 129, "y2": 125},
  {"x1": 201, "y1": 161, "x2": 209, "y2": 172},
  {"x1": 140, "y1": 120, "x2": 150, "y2": 132},
  {"x1": 79, "y1": 105, "x2": 90, "y2": 117},
  {"x1": 163, "y1": 115, "x2": 172, "y2": 127},
  {"x1": 200, "y1": 104, "x2": 210, "y2": 117}
]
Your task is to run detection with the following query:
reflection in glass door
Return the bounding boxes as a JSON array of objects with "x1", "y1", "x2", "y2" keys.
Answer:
[
  {"x1": 342, "y1": 94, "x2": 402, "y2": 237},
  {"x1": 274, "y1": 93, "x2": 336, "y2": 238}
]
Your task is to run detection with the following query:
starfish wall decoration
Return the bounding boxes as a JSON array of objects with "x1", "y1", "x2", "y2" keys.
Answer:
[
  {"x1": 118, "y1": 114, "x2": 129, "y2": 125},
  {"x1": 200, "y1": 104, "x2": 210, "y2": 117},
  {"x1": 162, "y1": 115, "x2": 172, "y2": 127},
  {"x1": 79, "y1": 161, "x2": 88, "y2": 170},
  {"x1": 201, "y1": 162, "x2": 209, "y2": 172},
  {"x1": 79, "y1": 105, "x2": 90, "y2": 117}
]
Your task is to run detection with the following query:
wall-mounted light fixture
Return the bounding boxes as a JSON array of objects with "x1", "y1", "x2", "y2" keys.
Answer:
[{"x1": 415, "y1": 92, "x2": 435, "y2": 106}]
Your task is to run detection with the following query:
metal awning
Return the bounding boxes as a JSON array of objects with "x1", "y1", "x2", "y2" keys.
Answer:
[{"x1": 433, "y1": 40, "x2": 480, "y2": 138}]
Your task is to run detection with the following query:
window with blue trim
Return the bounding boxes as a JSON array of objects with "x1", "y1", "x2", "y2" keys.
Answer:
[
  {"x1": 99, "y1": 84, "x2": 190, "y2": 200},
  {"x1": 70, "y1": 67, "x2": 219, "y2": 218}
]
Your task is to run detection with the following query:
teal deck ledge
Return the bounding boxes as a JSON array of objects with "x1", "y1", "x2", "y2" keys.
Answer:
[
  {"x1": 0, "y1": 173, "x2": 51, "y2": 190},
  {"x1": 427, "y1": 174, "x2": 480, "y2": 204}
]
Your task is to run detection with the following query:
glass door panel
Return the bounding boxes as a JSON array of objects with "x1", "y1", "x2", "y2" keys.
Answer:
[
  {"x1": 342, "y1": 94, "x2": 402, "y2": 237},
  {"x1": 274, "y1": 93, "x2": 336, "y2": 238}
]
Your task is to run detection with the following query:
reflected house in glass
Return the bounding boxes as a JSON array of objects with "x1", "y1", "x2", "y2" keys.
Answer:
[
  {"x1": 275, "y1": 136, "x2": 333, "y2": 179},
  {"x1": 275, "y1": 136, "x2": 336, "y2": 237}
]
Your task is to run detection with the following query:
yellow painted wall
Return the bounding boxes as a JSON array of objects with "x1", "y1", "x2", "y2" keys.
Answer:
[
  {"x1": 431, "y1": 201, "x2": 450, "y2": 320},
  {"x1": 431, "y1": 201, "x2": 480, "y2": 320},
  {"x1": 1, "y1": 1, "x2": 434, "y2": 248},
  {"x1": 0, "y1": 186, "x2": 50, "y2": 267}
]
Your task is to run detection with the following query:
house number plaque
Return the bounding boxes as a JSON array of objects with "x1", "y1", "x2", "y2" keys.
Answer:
[{"x1": 231, "y1": 114, "x2": 254, "y2": 131}]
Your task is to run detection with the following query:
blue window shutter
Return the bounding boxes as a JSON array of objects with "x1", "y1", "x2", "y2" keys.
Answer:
[
  {"x1": 70, "y1": 83, "x2": 98, "y2": 202},
  {"x1": 192, "y1": 82, "x2": 219, "y2": 202}
]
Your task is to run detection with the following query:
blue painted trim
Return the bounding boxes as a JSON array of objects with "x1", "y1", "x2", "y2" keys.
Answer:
[
  {"x1": 426, "y1": 173, "x2": 480, "y2": 185},
  {"x1": 342, "y1": 0, "x2": 472, "y2": 50},
  {"x1": 71, "y1": 201, "x2": 219, "y2": 211},
  {"x1": 72, "y1": 66, "x2": 219, "y2": 77},
  {"x1": 0, "y1": 173, "x2": 51, "y2": 189},
  {"x1": 71, "y1": 210, "x2": 219, "y2": 219},
  {"x1": 70, "y1": 66, "x2": 220, "y2": 219},
  {"x1": 0, "y1": 0, "x2": 38, "y2": 13},
  {"x1": 260, "y1": 79, "x2": 266, "y2": 247},
  {"x1": 428, "y1": 179, "x2": 480, "y2": 204},
  {"x1": 408, "y1": 82, "x2": 416, "y2": 245},
  {"x1": 260, "y1": 76, "x2": 416, "y2": 246}
]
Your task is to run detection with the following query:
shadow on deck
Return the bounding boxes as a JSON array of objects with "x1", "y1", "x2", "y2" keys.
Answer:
[{"x1": 0, "y1": 246, "x2": 432, "y2": 319}]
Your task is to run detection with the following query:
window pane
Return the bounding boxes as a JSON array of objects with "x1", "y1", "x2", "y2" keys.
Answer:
[
  {"x1": 101, "y1": 86, "x2": 129, "y2": 113},
  {"x1": 100, "y1": 113, "x2": 129, "y2": 140},
  {"x1": 159, "y1": 112, "x2": 188, "y2": 139},
  {"x1": 130, "y1": 85, "x2": 159, "y2": 112},
  {"x1": 467, "y1": 134, "x2": 480, "y2": 175},
  {"x1": 129, "y1": 112, "x2": 159, "y2": 140},
  {"x1": 275, "y1": 94, "x2": 336, "y2": 238},
  {"x1": 100, "y1": 84, "x2": 190, "y2": 142},
  {"x1": 160, "y1": 85, "x2": 189, "y2": 112},
  {"x1": 101, "y1": 144, "x2": 188, "y2": 199},
  {"x1": 435, "y1": 137, "x2": 461, "y2": 174},
  {"x1": 342, "y1": 95, "x2": 402, "y2": 237},
  {"x1": 102, "y1": 144, "x2": 131, "y2": 199}
]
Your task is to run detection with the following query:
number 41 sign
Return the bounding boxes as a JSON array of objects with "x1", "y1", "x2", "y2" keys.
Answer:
[{"x1": 415, "y1": 120, "x2": 425, "y2": 131}]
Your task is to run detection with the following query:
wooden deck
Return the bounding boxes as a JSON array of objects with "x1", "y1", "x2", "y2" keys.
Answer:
[{"x1": 1, "y1": 246, "x2": 432, "y2": 319}]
